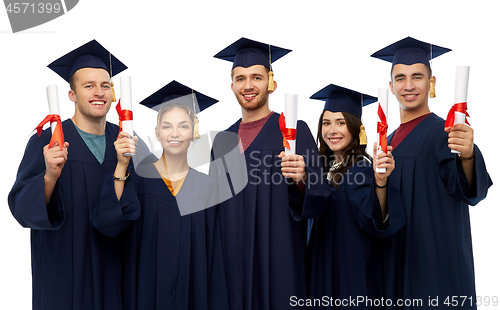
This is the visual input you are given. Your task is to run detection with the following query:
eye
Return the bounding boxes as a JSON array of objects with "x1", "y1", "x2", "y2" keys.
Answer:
[
  {"x1": 322, "y1": 121, "x2": 330, "y2": 126},
  {"x1": 337, "y1": 121, "x2": 345, "y2": 126},
  {"x1": 254, "y1": 76, "x2": 261, "y2": 80}
]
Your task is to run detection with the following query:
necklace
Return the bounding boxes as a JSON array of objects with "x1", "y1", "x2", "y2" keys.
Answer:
[{"x1": 327, "y1": 161, "x2": 343, "y2": 181}]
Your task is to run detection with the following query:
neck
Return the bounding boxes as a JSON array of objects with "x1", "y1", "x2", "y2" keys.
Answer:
[
  {"x1": 72, "y1": 114, "x2": 107, "y2": 135},
  {"x1": 241, "y1": 104, "x2": 271, "y2": 123},
  {"x1": 157, "y1": 152, "x2": 189, "y2": 180},
  {"x1": 399, "y1": 104, "x2": 431, "y2": 124}
]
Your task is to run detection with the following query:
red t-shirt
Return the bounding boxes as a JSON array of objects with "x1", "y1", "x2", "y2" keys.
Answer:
[
  {"x1": 238, "y1": 111, "x2": 274, "y2": 152},
  {"x1": 390, "y1": 113, "x2": 431, "y2": 149}
]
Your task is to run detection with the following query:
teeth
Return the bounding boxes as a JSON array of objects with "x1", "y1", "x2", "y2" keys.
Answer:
[
  {"x1": 244, "y1": 94, "x2": 256, "y2": 98},
  {"x1": 91, "y1": 101, "x2": 105, "y2": 105},
  {"x1": 405, "y1": 95, "x2": 416, "y2": 98}
]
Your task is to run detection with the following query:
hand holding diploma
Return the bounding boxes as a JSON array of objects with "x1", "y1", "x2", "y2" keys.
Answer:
[
  {"x1": 376, "y1": 88, "x2": 389, "y2": 173},
  {"x1": 445, "y1": 66, "x2": 472, "y2": 155},
  {"x1": 35, "y1": 84, "x2": 65, "y2": 150},
  {"x1": 116, "y1": 76, "x2": 135, "y2": 156}
]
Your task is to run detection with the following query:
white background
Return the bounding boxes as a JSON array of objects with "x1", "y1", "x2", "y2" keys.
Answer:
[{"x1": 1, "y1": 1, "x2": 498, "y2": 308}]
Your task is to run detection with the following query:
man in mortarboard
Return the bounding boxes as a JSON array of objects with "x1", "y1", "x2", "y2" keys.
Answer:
[
  {"x1": 8, "y1": 40, "x2": 130, "y2": 310},
  {"x1": 212, "y1": 37, "x2": 332, "y2": 309},
  {"x1": 372, "y1": 37, "x2": 492, "y2": 309}
]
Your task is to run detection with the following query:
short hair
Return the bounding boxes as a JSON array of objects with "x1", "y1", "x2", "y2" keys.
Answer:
[
  {"x1": 390, "y1": 64, "x2": 432, "y2": 80},
  {"x1": 230, "y1": 65, "x2": 270, "y2": 81}
]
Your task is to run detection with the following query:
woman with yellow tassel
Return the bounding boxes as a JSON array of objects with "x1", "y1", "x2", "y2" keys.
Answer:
[
  {"x1": 302, "y1": 84, "x2": 405, "y2": 309},
  {"x1": 91, "y1": 80, "x2": 229, "y2": 310}
]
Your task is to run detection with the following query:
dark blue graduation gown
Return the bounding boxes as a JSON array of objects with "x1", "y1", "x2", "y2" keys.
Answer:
[
  {"x1": 92, "y1": 165, "x2": 229, "y2": 310},
  {"x1": 210, "y1": 112, "x2": 333, "y2": 310},
  {"x1": 383, "y1": 113, "x2": 492, "y2": 309},
  {"x1": 307, "y1": 160, "x2": 405, "y2": 309},
  {"x1": 8, "y1": 120, "x2": 124, "y2": 310}
]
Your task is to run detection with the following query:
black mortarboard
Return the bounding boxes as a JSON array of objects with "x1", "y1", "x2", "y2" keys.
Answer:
[
  {"x1": 371, "y1": 36, "x2": 451, "y2": 68},
  {"x1": 140, "y1": 80, "x2": 218, "y2": 139},
  {"x1": 47, "y1": 39, "x2": 127, "y2": 83},
  {"x1": 310, "y1": 84, "x2": 377, "y2": 119}
]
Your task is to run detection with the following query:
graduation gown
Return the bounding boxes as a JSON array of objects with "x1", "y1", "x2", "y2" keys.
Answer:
[
  {"x1": 8, "y1": 120, "x2": 124, "y2": 310},
  {"x1": 307, "y1": 160, "x2": 405, "y2": 309},
  {"x1": 210, "y1": 112, "x2": 333, "y2": 310},
  {"x1": 92, "y1": 165, "x2": 229, "y2": 310},
  {"x1": 383, "y1": 113, "x2": 492, "y2": 309}
]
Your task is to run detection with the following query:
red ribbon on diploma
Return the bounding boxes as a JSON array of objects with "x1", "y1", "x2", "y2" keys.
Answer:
[
  {"x1": 35, "y1": 114, "x2": 65, "y2": 150},
  {"x1": 279, "y1": 112, "x2": 297, "y2": 150},
  {"x1": 116, "y1": 99, "x2": 133, "y2": 138},
  {"x1": 445, "y1": 102, "x2": 470, "y2": 128},
  {"x1": 377, "y1": 103, "x2": 388, "y2": 153}
]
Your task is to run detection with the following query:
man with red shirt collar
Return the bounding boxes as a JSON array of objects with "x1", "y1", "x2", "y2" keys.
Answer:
[
  {"x1": 372, "y1": 37, "x2": 492, "y2": 309},
  {"x1": 211, "y1": 37, "x2": 332, "y2": 309}
]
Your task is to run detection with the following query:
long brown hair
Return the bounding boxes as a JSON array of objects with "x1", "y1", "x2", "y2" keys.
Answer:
[{"x1": 316, "y1": 110, "x2": 372, "y2": 186}]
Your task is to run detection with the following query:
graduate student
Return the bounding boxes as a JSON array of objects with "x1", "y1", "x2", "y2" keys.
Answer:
[
  {"x1": 306, "y1": 84, "x2": 405, "y2": 309},
  {"x1": 92, "y1": 80, "x2": 229, "y2": 310},
  {"x1": 371, "y1": 37, "x2": 493, "y2": 308},
  {"x1": 211, "y1": 37, "x2": 333, "y2": 310},
  {"x1": 8, "y1": 40, "x2": 128, "y2": 310}
]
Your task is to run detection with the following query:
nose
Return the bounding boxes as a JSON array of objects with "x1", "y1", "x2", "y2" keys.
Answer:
[
  {"x1": 94, "y1": 86, "x2": 105, "y2": 97},
  {"x1": 243, "y1": 78, "x2": 254, "y2": 92},
  {"x1": 170, "y1": 127, "x2": 180, "y2": 138},
  {"x1": 403, "y1": 78, "x2": 415, "y2": 91}
]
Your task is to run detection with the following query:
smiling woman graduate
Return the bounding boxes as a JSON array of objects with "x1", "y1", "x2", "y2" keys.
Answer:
[
  {"x1": 91, "y1": 80, "x2": 229, "y2": 310},
  {"x1": 306, "y1": 84, "x2": 405, "y2": 309}
]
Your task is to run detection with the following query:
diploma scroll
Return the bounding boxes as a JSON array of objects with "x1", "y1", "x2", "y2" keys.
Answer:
[
  {"x1": 120, "y1": 76, "x2": 135, "y2": 156},
  {"x1": 46, "y1": 84, "x2": 60, "y2": 134},
  {"x1": 284, "y1": 94, "x2": 298, "y2": 156},
  {"x1": 450, "y1": 66, "x2": 470, "y2": 154},
  {"x1": 376, "y1": 88, "x2": 389, "y2": 173}
]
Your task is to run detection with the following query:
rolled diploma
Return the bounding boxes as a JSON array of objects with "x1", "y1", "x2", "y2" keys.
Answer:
[
  {"x1": 120, "y1": 76, "x2": 135, "y2": 156},
  {"x1": 284, "y1": 94, "x2": 298, "y2": 156},
  {"x1": 376, "y1": 88, "x2": 389, "y2": 173},
  {"x1": 46, "y1": 84, "x2": 60, "y2": 134},
  {"x1": 451, "y1": 66, "x2": 470, "y2": 154}
]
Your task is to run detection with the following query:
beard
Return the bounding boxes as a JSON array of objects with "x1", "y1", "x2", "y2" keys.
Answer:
[{"x1": 234, "y1": 90, "x2": 269, "y2": 111}]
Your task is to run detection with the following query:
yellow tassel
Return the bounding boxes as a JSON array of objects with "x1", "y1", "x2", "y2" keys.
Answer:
[
  {"x1": 193, "y1": 118, "x2": 200, "y2": 139},
  {"x1": 429, "y1": 77, "x2": 436, "y2": 98},
  {"x1": 111, "y1": 81, "x2": 117, "y2": 102},
  {"x1": 359, "y1": 125, "x2": 367, "y2": 145},
  {"x1": 268, "y1": 70, "x2": 275, "y2": 91}
]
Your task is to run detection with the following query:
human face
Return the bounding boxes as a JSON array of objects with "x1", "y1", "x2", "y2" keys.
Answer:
[
  {"x1": 321, "y1": 111, "x2": 354, "y2": 157},
  {"x1": 231, "y1": 65, "x2": 275, "y2": 112},
  {"x1": 69, "y1": 68, "x2": 112, "y2": 122},
  {"x1": 389, "y1": 63, "x2": 433, "y2": 118},
  {"x1": 156, "y1": 107, "x2": 193, "y2": 158}
]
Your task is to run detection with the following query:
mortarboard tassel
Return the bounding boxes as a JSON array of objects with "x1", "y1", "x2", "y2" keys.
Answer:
[
  {"x1": 267, "y1": 44, "x2": 275, "y2": 91},
  {"x1": 111, "y1": 81, "x2": 117, "y2": 102},
  {"x1": 268, "y1": 70, "x2": 275, "y2": 91},
  {"x1": 359, "y1": 125, "x2": 367, "y2": 145},
  {"x1": 193, "y1": 118, "x2": 201, "y2": 139},
  {"x1": 429, "y1": 77, "x2": 436, "y2": 98}
]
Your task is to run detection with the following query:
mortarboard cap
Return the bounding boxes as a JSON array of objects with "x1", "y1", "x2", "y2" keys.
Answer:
[
  {"x1": 371, "y1": 36, "x2": 451, "y2": 68},
  {"x1": 310, "y1": 84, "x2": 377, "y2": 119},
  {"x1": 214, "y1": 37, "x2": 291, "y2": 91},
  {"x1": 47, "y1": 39, "x2": 127, "y2": 83},
  {"x1": 140, "y1": 80, "x2": 218, "y2": 139},
  {"x1": 140, "y1": 80, "x2": 218, "y2": 113},
  {"x1": 214, "y1": 37, "x2": 292, "y2": 70}
]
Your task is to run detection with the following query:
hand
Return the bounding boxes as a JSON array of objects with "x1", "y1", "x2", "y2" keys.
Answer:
[
  {"x1": 44, "y1": 141, "x2": 69, "y2": 183},
  {"x1": 114, "y1": 132, "x2": 137, "y2": 167},
  {"x1": 372, "y1": 142, "x2": 395, "y2": 185},
  {"x1": 279, "y1": 151, "x2": 306, "y2": 183},
  {"x1": 445, "y1": 124, "x2": 474, "y2": 158}
]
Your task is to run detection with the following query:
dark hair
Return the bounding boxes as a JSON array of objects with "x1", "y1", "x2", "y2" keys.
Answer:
[
  {"x1": 316, "y1": 110, "x2": 372, "y2": 187},
  {"x1": 390, "y1": 64, "x2": 432, "y2": 79}
]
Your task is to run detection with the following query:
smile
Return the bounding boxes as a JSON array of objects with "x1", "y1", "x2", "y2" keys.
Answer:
[
  {"x1": 167, "y1": 140, "x2": 183, "y2": 145},
  {"x1": 243, "y1": 93, "x2": 257, "y2": 99},
  {"x1": 90, "y1": 101, "x2": 106, "y2": 106},
  {"x1": 328, "y1": 137, "x2": 342, "y2": 144}
]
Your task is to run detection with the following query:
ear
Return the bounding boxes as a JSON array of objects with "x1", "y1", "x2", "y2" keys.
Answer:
[
  {"x1": 268, "y1": 81, "x2": 277, "y2": 94},
  {"x1": 230, "y1": 83, "x2": 236, "y2": 95},
  {"x1": 389, "y1": 81, "x2": 395, "y2": 95},
  {"x1": 68, "y1": 89, "x2": 77, "y2": 103},
  {"x1": 431, "y1": 75, "x2": 436, "y2": 85}
]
